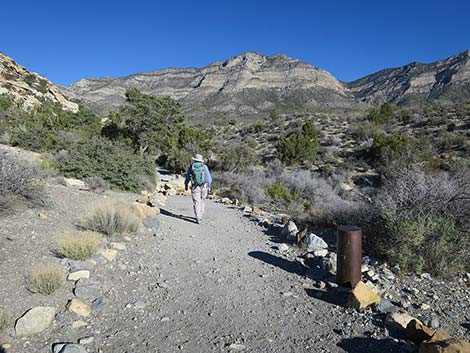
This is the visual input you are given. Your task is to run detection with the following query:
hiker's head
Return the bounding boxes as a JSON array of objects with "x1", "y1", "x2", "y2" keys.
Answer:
[{"x1": 192, "y1": 154, "x2": 204, "y2": 163}]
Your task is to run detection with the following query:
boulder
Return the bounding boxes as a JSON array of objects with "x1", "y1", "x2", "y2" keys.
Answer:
[
  {"x1": 64, "y1": 178, "x2": 86, "y2": 189},
  {"x1": 419, "y1": 338, "x2": 470, "y2": 353},
  {"x1": 348, "y1": 281, "x2": 381, "y2": 310},
  {"x1": 281, "y1": 220, "x2": 298, "y2": 242},
  {"x1": 405, "y1": 319, "x2": 434, "y2": 344},
  {"x1": 15, "y1": 306, "x2": 55, "y2": 337},
  {"x1": 386, "y1": 312, "x2": 421, "y2": 331},
  {"x1": 129, "y1": 203, "x2": 160, "y2": 219},
  {"x1": 242, "y1": 206, "x2": 253, "y2": 213},
  {"x1": 67, "y1": 299, "x2": 91, "y2": 317},
  {"x1": 97, "y1": 249, "x2": 118, "y2": 262},
  {"x1": 303, "y1": 233, "x2": 328, "y2": 250}
]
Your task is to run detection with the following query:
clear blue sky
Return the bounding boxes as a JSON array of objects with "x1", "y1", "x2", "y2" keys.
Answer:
[{"x1": 1, "y1": 0, "x2": 469, "y2": 85}]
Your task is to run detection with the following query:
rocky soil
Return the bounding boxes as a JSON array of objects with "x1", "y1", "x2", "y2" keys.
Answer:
[{"x1": 1, "y1": 181, "x2": 469, "y2": 352}]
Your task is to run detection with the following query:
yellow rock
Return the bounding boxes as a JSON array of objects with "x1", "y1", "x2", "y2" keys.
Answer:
[
  {"x1": 431, "y1": 329, "x2": 451, "y2": 342},
  {"x1": 37, "y1": 213, "x2": 48, "y2": 219},
  {"x1": 419, "y1": 338, "x2": 470, "y2": 353},
  {"x1": 1, "y1": 343, "x2": 13, "y2": 351},
  {"x1": 348, "y1": 280, "x2": 381, "y2": 310},
  {"x1": 253, "y1": 207, "x2": 266, "y2": 216},
  {"x1": 386, "y1": 312, "x2": 421, "y2": 331},
  {"x1": 129, "y1": 203, "x2": 160, "y2": 219},
  {"x1": 67, "y1": 299, "x2": 91, "y2": 317}
]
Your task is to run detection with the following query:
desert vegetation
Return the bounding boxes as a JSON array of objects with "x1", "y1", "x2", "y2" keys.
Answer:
[
  {"x1": 26, "y1": 264, "x2": 65, "y2": 295},
  {"x1": 0, "y1": 308, "x2": 8, "y2": 333},
  {"x1": 56, "y1": 232, "x2": 101, "y2": 260}
]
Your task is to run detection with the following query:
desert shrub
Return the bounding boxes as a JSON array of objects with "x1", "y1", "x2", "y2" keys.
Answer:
[
  {"x1": 365, "y1": 167, "x2": 470, "y2": 275},
  {"x1": 217, "y1": 143, "x2": 260, "y2": 173},
  {"x1": 0, "y1": 152, "x2": 45, "y2": 210},
  {"x1": 367, "y1": 103, "x2": 395, "y2": 124},
  {"x1": 57, "y1": 138, "x2": 156, "y2": 192},
  {"x1": 27, "y1": 264, "x2": 65, "y2": 295},
  {"x1": 56, "y1": 231, "x2": 101, "y2": 260},
  {"x1": 0, "y1": 308, "x2": 8, "y2": 333},
  {"x1": 276, "y1": 121, "x2": 319, "y2": 165},
  {"x1": 368, "y1": 133, "x2": 414, "y2": 161},
  {"x1": 80, "y1": 201, "x2": 140, "y2": 236},
  {"x1": 84, "y1": 176, "x2": 109, "y2": 193},
  {"x1": 213, "y1": 170, "x2": 271, "y2": 205}
]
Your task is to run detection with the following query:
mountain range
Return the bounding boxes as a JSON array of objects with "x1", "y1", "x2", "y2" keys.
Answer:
[{"x1": 1, "y1": 50, "x2": 469, "y2": 117}]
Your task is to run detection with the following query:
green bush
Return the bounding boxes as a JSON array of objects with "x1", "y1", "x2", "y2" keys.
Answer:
[
  {"x1": 217, "y1": 143, "x2": 259, "y2": 173},
  {"x1": 57, "y1": 138, "x2": 156, "y2": 192},
  {"x1": 367, "y1": 103, "x2": 395, "y2": 124},
  {"x1": 276, "y1": 121, "x2": 318, "y2": 165},
  {"x1": 368, "y1": 132, "x2": 413, "y2": 161}
]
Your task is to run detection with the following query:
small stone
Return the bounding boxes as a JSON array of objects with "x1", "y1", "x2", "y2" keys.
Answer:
[
  {"x1": 161, "y1": 317, "x2": 170, "y2": 322},
  {"x1": 348, "y1": 281, "x2": 381, "y2": 310},
  {"x1": 303, "y1": 233, "x2": 328, "y2": 250},
  {"x1": 59, "y1": 343, "x2": 88, "y2": 353},
  {"x1": 312, "y1": 249, "x2": 328, "y2": 257},
  {"x1": 228, "y1": 343, "x2": 246, "y2": 351},
  {"x1": 133, "y1": 300, "x2": 146, "y2": 309},
  {"x1": 78, "y1": 336, "x2": 94, "y2": 345},
  {"x1": 277, "y1": 243, "x2": 289, "y2": 252},
  {"x1": 67, "y1": 270, "x2": 90, "y2": 282},
  {"x1": 242, "y1": 206, "x2": 252, "y2": 213},
  {"x1": 282, "y1": 291, "x2": 293, "y2": 297},
  {"x1": 91, "y1": 297, "x2": 109, "y2": 312},
  {"x1": 37, "y1": 213, "x2": 48, "y2": 219},
  {"x1": 376, "y1": 299, "x2": 399, "y2": 314},
  {"x1": 386, "y1": 313, "x2": 421, "y2": 331},
  {"x1": 15, "y1": 306, "x2": 56, "y2": 337},
  {"x1": 281, "y1": 220, "x2": 298, "y2": 241},
  {"x1": 112, "y1": 243, "x2": 126, "y2": 251},
  {"x1": 429, "y1": 317, "x2": 440, "y2": 329},
  {"x1": 420, "y1": 303, "x2": 431, "y2": 311},
  {"x1": 71, "y1": 320, "x2": 88, "y2": 329},
  {"x1": 252, "y1": 206, "x2": 265, "y2": 216},
  {"x1": 420, "y1": 273, "x2": 432, "y2": 280},
  {"x1": 67, "y1": 299, "x2": 91, "y2": 317},
  {"x1": 74, "y1": 283, "x2": 102, "y2": 301},
  {"x1": 97, "y1": 249, "x2": 117, "y2": 262}
]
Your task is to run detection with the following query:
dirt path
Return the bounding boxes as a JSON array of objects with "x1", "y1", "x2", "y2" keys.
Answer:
[{"x1": 93, "y1": 195, "x2": 404, "y2": 353}]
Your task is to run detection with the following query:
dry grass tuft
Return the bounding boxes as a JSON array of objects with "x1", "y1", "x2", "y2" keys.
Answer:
[
  {"x1": 80, "y1": 201, "x2": 140, "y2": 236},
  {"x1": 0, "y1": 307, "x2": 8, "y2": 332},
  {"x1": 56, "y1": 231, "x2": 101, "y2": 260},
  {"x1": 27, "y1": 264, "x2": 65, "y2": 295}
]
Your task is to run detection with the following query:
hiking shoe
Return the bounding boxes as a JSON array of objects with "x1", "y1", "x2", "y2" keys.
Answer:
[{"x1": 197, "y1": 218, "x2": 202, "y2": 224}]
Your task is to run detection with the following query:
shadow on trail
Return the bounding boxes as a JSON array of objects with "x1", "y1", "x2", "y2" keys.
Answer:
[
  {"x1": 160, "y1": 208, "x2": 197, "y2": 224},
  {"x1": 337, "y1": 337, "x2": 409, "y2": 353},
  {"x1": 249, "y1": 251, "x2": 349, "y2": 307}
]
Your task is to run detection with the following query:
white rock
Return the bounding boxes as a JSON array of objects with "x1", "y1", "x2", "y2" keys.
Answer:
[
  {"x1": 111, "y1": 243, "x2": 126, "y2": 251},
  {"x1": 303, "y1": 233, "x2": 328, "y2": 250},
  {"x1": 312, "y1": 249, "x2": 328, "y2": 257},
  {"x1": 386, "y1": 312, "x2": 421, "y2": 331},
  {"x1": 15, "y1": 306, "x2": 56, "y2": 337},
  {"x1": 281, "y1": 220, "x2": 298, "y2": 241},
  {"x1": 339, "y1": 182, "x2": 353, "y2": 192},
  {"x1": 71, "y1": 320, "x2": 88, "y2": 329},
  {"x1": 67, "y1": 270, "x2": 90, "y2": 281},
  {"x1": 64, "y1": 178, "x2": 86, "y2": 189},
  {"x1": 278, "y1": 243, "x2": 289, "y2": 252}
]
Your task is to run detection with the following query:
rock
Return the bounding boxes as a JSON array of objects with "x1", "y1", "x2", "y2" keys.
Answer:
[
  {"x1": 348, "y1": 281, "x2": 381, "y2": 310},
  {"x1": 78, "y1": 336, "x2": 94, "y2": 345},
  {"x1": 15, "y1": 306, "x2": 55, "y2": 337},
  {"x1": 67, "y1": 299, "x2": 91, "y2": 317},
  {"x1": 429, "y1": 317, "x2": 440, "y2": 329},
  {"x1": 112, "y1": 242, "x2": 126, "y2": 251},
  {"x1": 338, "y1": 182, "x2": 353, "y2": 192},
  {"x1": 242, "y1": 206, "x2": 253, "y2": 213},
  {"x1": 64, "y1": 178, "x2": 86, "y2": 189},
  {"x1": 58, "y1": 343, "x2": 88, "y2": 353},
  {"x1": 143, "y1": 215, "x2": 160, "y2": 230},
  {"x1": 129, "y1": 203, "x2": 159, "y2": 219},
  {"x1": 71, "y1": 320, "x2": 88, "y2": 329},
  {"x1": 67, "y1": 260, "x2": 95, "y2": 272},
  {"x1": 405, "y1": 319, "x2": 434, "y2": 344},
  {"x1": 228, "y1": 343, "x2": 246, "y2": 351},
  {"x1": 321, "y1": 252, "x2": 337, "y2": 274},
  {"x1": 91, "y1": 297, "x2": 109, "y2": 312},
  {"x1": 37, "y1": 213, "x2": 48, "y2": 219},
  {"x1": 386, "y1": 312, "x2": 422, "y2": 331},
  {"x1": 53, "y1": 343, "x2": 70, "y2": 353},
  {"x1": 430, "y1": 329, "x2": 451, "y2": 342},
  {"x1": 252, "y1": 206, "x2": 266, "y2": 216},
  {"x1": 97, "y1": 249, "x2": 118, "y2": 262},
  {"x1": 67, "y1": 270, "x2": 90, "y2": 282},
  {"x1": 302, "y1": 233, "x2": 328, "y2": 250},
  {"x1": 221, "y1": 197, "x2": 233, "y2": 205},
  {"x1": 73, "y1": 283, "x2": 102, "y2": 301},
  {"x1": 281, "y1": 220, "x2": 298, "y2": 242},
  {"x1": 137, "y1": 191, "x2": 153, "y2": 204},
  {"x1": 419, "y1": 338, "x2": 470, "y2": 353},
  {"x1": 277, "y1": 243, "x2": 289, "y2": 252},
  {"x1": 421, "y1": 303, "x2": 431, "y2": 311},
  {"x1": 421, "y1": 273, "x2": 432, "y2": 280},
  {"x1": 260, "y1": 218, "x2": 273, "y2": 227},
  {"x1": 377, "y1": 299, "x2": 399, "y2": 314},
  {"x1": 313, "y1": 249, "x2": 328, "y2": 257},
  {"x1": 1, "y1": 343, "x2": 13, "y2": 351}
]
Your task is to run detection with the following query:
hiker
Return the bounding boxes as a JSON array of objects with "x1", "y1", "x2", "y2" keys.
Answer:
[{"x1": 184, "y1": 154, "x2": 212, "y2": 224}]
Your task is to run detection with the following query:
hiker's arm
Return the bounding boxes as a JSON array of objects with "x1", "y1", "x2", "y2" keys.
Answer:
[{"x1": 184, "y1": 165, "x2": 192, "y2": 189}]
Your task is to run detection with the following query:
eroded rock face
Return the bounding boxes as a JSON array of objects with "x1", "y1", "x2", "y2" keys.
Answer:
[{"x1": 0, "y1": 52, "x2": 78, "y2": 112}]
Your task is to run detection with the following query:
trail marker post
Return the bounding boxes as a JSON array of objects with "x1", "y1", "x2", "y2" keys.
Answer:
[{"x1": 336, "y1": 225, "x2": 362, "y2": 288}]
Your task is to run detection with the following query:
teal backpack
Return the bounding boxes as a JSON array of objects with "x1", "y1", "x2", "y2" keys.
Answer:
[{"x1": 191, "y1": 162, "x2": 206, "y2": 186}]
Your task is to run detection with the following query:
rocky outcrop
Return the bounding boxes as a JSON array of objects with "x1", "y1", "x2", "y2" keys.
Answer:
[
  {"x1": 0, "y1": 51, "x2": 78, "y2": 112},
  {"x1": 347, "y1": 50, "x2": 470, "y2": 105},
  {"x1": 66, "y1": 50, "x2": 470, "y2": 117}
]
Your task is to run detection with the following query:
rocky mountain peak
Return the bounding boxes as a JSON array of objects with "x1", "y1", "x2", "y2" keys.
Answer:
[{"x1": 0, "y1": 52, "x2": 78, "y2": 112}]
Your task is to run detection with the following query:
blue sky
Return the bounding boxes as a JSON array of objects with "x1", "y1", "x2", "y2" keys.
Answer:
[{"x1": 1, "y1": 0, "x2": 469, "y2": 85}]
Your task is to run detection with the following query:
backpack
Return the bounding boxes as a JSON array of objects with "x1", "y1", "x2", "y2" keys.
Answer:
[{"x1": 191, "y1": 162, "x2": 206, "y2": 186}]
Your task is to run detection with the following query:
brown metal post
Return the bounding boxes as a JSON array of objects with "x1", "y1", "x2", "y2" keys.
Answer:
[{"x1": 336, "y1": 225, "x2": 362, "y2": 288}]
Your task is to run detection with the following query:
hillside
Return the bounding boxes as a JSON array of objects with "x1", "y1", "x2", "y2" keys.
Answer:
[
  {"x1": 65, "y1": 50, "x2": 470, "y2": 118},
  {"x1": 0, "y1": 52, "x2": 78, "y2": 112}
]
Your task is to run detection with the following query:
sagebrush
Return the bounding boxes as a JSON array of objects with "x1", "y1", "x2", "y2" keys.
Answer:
[
  {"x1": 0, "y1": 307, "x2": 8, "y2": 333},
  {"x1": 80, "y1": 201, "x2": 140, "y2": 236},
  {"x1": 27, "y1": 264, "x2": 65, "y2": 295},
  {"x1": 56, "y1": 232, "x2": 101, "y2": 260}
]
